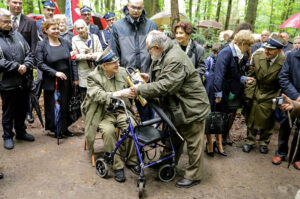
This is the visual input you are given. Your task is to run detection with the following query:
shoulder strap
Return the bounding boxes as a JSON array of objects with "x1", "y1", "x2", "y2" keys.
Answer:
[
  {"x1": 101, "y1": 30, "x2": 108, "y2": 46},
  {"x1": 89, "y1": 33, "x2": 94, "y2": 53}
]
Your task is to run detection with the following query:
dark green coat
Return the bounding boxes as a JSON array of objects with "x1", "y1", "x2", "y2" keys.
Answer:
[
  {"x1": 245, "y1": 50, "x2": 286, "y2": 130},
  {"x1": 138, "y1": 39, "x2": 210, "y2": 127}
]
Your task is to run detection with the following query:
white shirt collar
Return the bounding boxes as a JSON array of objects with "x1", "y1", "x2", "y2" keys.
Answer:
[
  {"x1": 269, "y1": 55, "x2": 278, "y2": 66},
  {"x1": 233, "y1": 44, "x2": 244, "y2": 60},
  {"x1": 11, "y1": 13, "x2": 21, "y2": 24}
]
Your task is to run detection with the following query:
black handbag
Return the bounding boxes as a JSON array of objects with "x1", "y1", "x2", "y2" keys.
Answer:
[
  {"x1": 69, "y1": 86, "x2": 82, "y2": 123},
  {"x1": 205, "y1": 111, "x2": 229, "y2": 134}
]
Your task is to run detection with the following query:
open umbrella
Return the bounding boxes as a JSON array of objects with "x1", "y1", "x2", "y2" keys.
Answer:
[
  {"x1": 54, "y1": 78, "x2": 61, "y2": 145},
  {"x1": 278, "y1": 13, "x2": 300, "y2": 29},
  {"x1": 196, "y1": 20, "x2": 223, "y2": 30},
  {"x1": 150, "y1": 12, "x2": 188, "y2": 28}
]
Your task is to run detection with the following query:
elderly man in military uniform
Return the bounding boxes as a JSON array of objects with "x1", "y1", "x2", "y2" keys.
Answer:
[
  {"x1": 81, "y1": 47, "x2": 140, "y2": 183},
  {"x1": 99, "y1": 12, "x2": 115, "y2": 50},
  {"x1": 243, "y1": 33, "x2": 286, "y2": 154},
  {"x1": 131, "y1": 30, "x2": 211, "y2": 188}
]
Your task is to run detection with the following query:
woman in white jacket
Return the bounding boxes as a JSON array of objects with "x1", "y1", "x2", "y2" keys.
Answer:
[{"x1": 72, "y1": 19, "x2": 103, "y2": 97}]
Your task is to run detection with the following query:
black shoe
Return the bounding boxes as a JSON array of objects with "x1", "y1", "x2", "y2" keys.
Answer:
[
  {"x1": 242, "y1": 144, "x2": 253, "y2": 153},
  {"x1": 114, "y1": 169, "x2": 126, "y2": 182},
  {"x1": 213, "y1": 142, "x2": 227, "y2": 156},
  {"x1": 4, "y1": 139, "x2": 14, "y2": 150},
  {"x1": 26, "y1": 113, "x2": 34, "y2": 123},
  {"x1": 62, "y1": 130, "x2": 74, "y2": 137},
  {"x1": 205, "y1": 142, "x2": 214, "y2": 157},
  {"x1": 259, "y1": 145, "x2": 268, "y2": 154},
  {"x1": 0, "y1": 172, "x2": 3, "y2": 179},
  {"x1": 16, "y1": 133, "x2": 35, "y2": 141},
  {"x1": 126, "y1": 165, "x2": 141, "y2": 175},
  {"x1": 225, "y1": 138, "x2": 233, "y2": 146},
  {"x1": 176, "y1": 178, "x2": 201, "y2": 188}
]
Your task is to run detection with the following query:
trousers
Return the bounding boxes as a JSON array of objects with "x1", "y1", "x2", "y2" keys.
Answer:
[
  {"x1": 98, "y1": 112, "x2": 138, "y2": 170},
  {"x1": 1, "y1": 88, "x2": 28, "y2": 139},
  {"x1": 163, "y1": 119, "x2": 206, "y2": 181}
]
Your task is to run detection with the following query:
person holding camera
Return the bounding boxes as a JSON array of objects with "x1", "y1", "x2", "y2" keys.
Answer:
[
  {"x1": 272, "y1": 45, "x2": 300, "y2": 168},
  {"x1": 243, "y1": 33, "x2": 286, "y2": 154}
]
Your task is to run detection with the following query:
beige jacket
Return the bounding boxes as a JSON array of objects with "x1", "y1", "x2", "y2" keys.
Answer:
[{"x1": 72, "y1": 34, "x2": 103, "y2": 88}]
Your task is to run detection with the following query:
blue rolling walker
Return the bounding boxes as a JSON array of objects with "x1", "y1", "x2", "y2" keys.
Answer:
[{"x1": 95, "y1": 97, "x2": 183, "y2": 198}]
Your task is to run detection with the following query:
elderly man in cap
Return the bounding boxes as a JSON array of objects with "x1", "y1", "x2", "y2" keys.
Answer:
[
  {"x1": 99, "y1": 12, "x2": 115, "y2": 50},
  {"x1": 80, "y1": 6, "x2": 100, "y2": 38},
  {"x1": 36, "y1": 0, "x2": 55, "y2": 39},
  {"x1": 243, "y1": 33, "x2": 287, "y2": 154},
  {"x1": 81, "y1": 47, "x2": 140, "y2": 183}
]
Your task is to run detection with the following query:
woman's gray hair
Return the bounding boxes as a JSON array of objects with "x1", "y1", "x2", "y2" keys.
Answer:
[
  {"x1": 74, "y1": 19, "x2": 87, "y2": 29},
  {"x1": 0, "y1": 8, "x2": 11, "y2": 17},
  {"x1": 146, "y1": 30, "x2": 168, "y2": 48},
  {"x1": 53, "y1": 14, "x2": 67, "y2": 23}
]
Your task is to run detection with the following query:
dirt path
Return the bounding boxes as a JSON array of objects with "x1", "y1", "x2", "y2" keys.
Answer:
[{"x1": 0, "y1": 116, "x2": 299, "y2": 199}]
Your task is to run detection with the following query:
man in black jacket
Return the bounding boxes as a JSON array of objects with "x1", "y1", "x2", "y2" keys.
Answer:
[
  {"x1": 0, "y1": 9, "x2": 35, "y2": 150},
  {"x1": 7, "y1": 0, "x2": 39, "y2": 123}
]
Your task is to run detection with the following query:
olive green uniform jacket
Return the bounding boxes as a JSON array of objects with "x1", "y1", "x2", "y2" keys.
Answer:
[
  {"x1": 137, "y1": 39, "x2": 210, "y2": 127},
  {"x1": 245, "y1": 50, "x2": 286, "y2": 130},
  {"x1": 81, "y1": 67, "x2": 132, "y2": 152}
]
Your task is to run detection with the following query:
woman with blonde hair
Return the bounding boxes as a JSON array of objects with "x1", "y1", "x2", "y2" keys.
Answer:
[
  {"x1": 205, "y1": 30, "x2": 255, "y2": 156},
  {"x1": 35, "y1": 19, "x2": 79, "y2": 138}
]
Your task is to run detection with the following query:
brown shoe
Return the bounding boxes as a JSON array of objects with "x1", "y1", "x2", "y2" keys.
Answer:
[
  {"x1": 272, "y1": 156, "x2": 284, "y2": 165},
  {"x1": 294, "y1": 161, "x2": 300, "y2": 170}
]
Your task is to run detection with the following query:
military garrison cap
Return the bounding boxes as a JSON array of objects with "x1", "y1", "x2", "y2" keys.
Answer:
[
  {"x1": 42, "y1": 0, "x2": 55, "y2": 9},
  {"x1": 264, "y1": 33, "x2": 286, "y2": 49},
  {"x1": 104, "y1": 12, "x2": 115, "y2": 21},
  {"x1": 98, "y1": 47, "x2": 119, "y2": 65}
]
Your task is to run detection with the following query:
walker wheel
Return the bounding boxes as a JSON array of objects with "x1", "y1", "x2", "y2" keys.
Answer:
[
  {"x1": 158, "y1": 164, "x2": 176, "y2": 182},
  {"x1": 138, "y1": 181, "x2": 144, "y2": 198},
  {"x1": 95, "y1": 158, "x2": 109, "y2": 178}
]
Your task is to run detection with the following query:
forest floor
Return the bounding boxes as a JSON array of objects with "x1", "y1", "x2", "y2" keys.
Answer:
[{"x1": 0, "y1": 109, "x2": 299, "y2": 199}]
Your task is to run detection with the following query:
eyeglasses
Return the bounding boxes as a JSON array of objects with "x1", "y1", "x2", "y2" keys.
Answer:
[
  {"x1": 0, "y1": 19, "x2": 12, "y2": 24},
  {"x1": 129, "y1": 5, "x2": 143, "y2": 11}
]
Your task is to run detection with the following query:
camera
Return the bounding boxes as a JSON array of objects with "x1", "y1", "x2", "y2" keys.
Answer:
[{"x1": 272, "y1": 96, "x2": 284, "y2": 106}]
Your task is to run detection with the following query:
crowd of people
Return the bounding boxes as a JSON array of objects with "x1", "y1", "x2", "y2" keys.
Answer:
[{"x1": 0, "y1": 0, "x2": 299, "y2": 189}]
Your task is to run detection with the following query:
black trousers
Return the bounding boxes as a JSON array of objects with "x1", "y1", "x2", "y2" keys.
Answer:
[
  {"x1": 276, "y1": 118, "x2": 300, "y2": 161},
  {"x1": 44, "y1": 78, "x2": 72, "y2": 134},
  {"x1": 1, "y1": 88, "x2": 28, "y2": 139}
]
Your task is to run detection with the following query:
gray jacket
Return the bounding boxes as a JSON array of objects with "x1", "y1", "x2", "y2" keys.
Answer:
[{"x1": 110, "y1": 6, "x2": 157, "y2": 73}]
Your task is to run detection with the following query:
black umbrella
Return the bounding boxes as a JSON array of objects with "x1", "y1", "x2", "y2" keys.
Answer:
[{"x1": 29, "y1": 91, "x2": 44, "y2": 128}]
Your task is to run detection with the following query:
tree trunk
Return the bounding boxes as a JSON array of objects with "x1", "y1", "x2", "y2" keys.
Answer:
[
  {"x1": 195, "y1": 0, "x2": 201, "y2": 20},
  {"x1": 95, "y1": 0, "x2": 100, "y2": 13},
  {"x1": 105, "y1": 0, "x2": 111, "y2": 11},
  {"x1": 23, "y1": 0, "x2": 34, "y2": 14},
  {"x1": 144, "y1": 0, "x2": 152, "y2": 17},
  {"x1": 269, "y1": 0, "x2": 274, "y2": 31},
  {"x1": 286, "y1": 0, "x2": 295, "y2": 20},
  {"x1": 101, "y1": 0, "x2": 104, "y2": 13},
  {"x1": 56, "y1": 0, "x2": 66, "y2": 14},
  {"x1": 112, "y1": 0, "x2": 115, "y2": 11},
  {"x1": 203, "y1": 0, "x2": 207, "y2": 20},
  {"x1": 189, "y1": 0, "x2": 193, "y2": 20},
  {"x1": 224, "y1": 0, "x2": 232, "y2": 30},
  {"x1": 245, "y1": 0, "x2": 258, "y2": 30},
  {"x1": 215, "y1": 0, "x2": 222, "y2": 22},
  {"x1": 206, "y1": 0, "x2": 212, "y2": 20},
  {"x1": 152, "y1": 0, "x2": 160, "y2": 16},
  {"x1": 171, "y1": 0, "x2": 180, "y2": 32},
  {"x1": 38, "y1": 0, "x2": 42, "y2": 14}
]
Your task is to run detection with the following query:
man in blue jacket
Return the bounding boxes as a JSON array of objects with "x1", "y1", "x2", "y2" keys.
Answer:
[
  {"x1": 36, "y1": 0, "x2": 55, "y2": 40},
  {"x1": 272, "y1": 48, "x2": 300, "y2": 169},
  {"x1": 110, "y1": 0, "x2": 157, "y2": 122},
  {"x1": 80, "y1": 6, "x2": 100, "y2": 39},
  {"x1": 99, "y1": 12, "x2": 115, "y2": 50}
]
